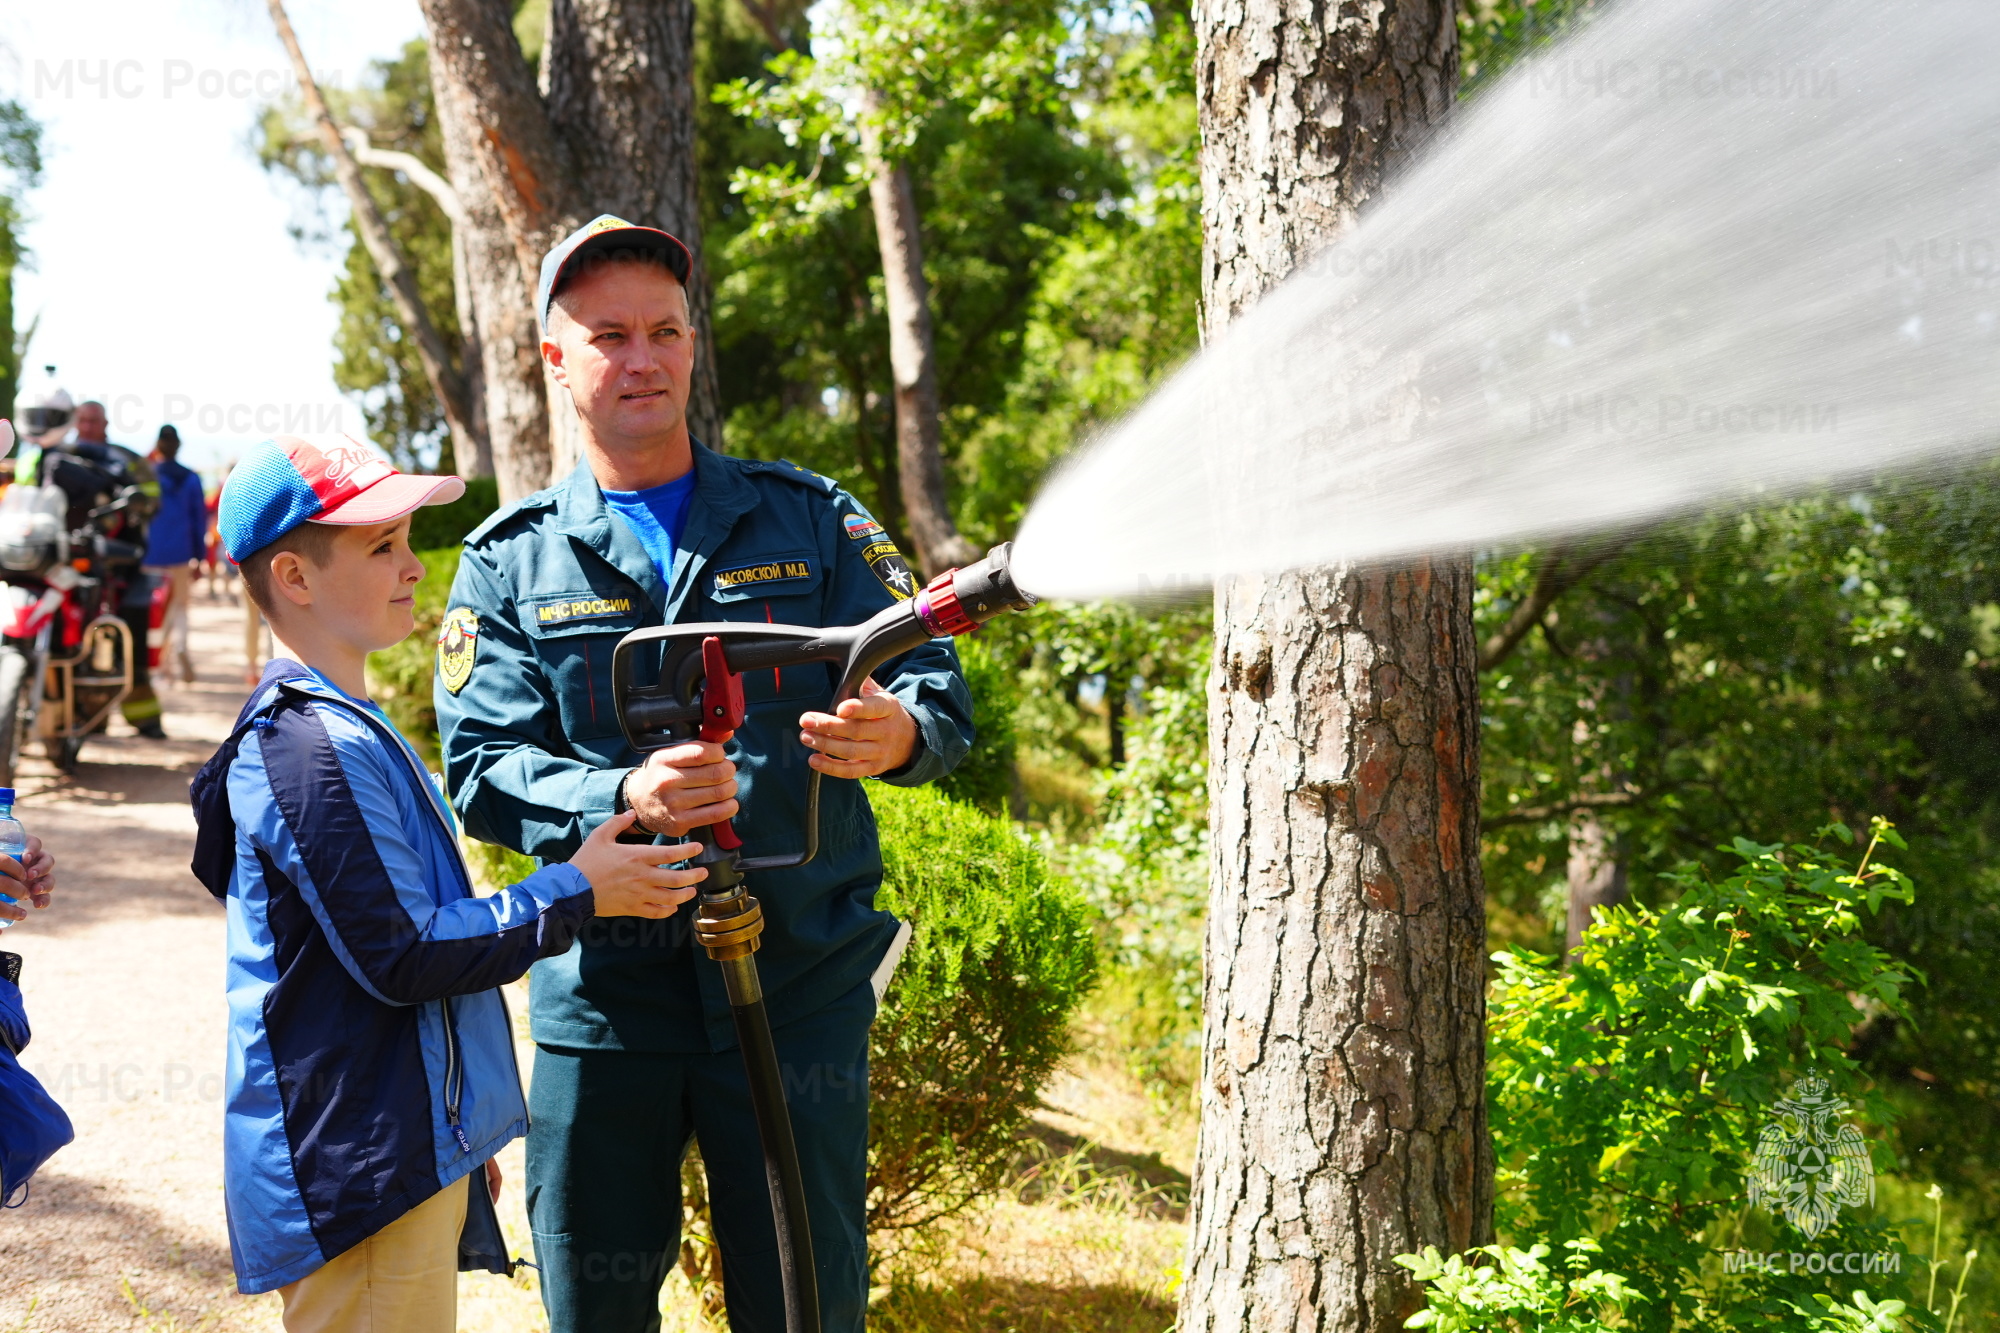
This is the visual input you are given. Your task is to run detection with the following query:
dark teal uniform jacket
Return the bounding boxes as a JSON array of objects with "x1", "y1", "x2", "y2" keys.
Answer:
[{"x1": 435, "y1": 445, "x2": 973, "y2": 1054}]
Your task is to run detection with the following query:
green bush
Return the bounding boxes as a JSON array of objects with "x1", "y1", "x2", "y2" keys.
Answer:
[
  {"x1": 934, "y1": 629, "x2": 1021, "y2": 815},
  {"x1": 1402, "y1": 820, "x2": 1935, "y2": 1330},
  {"x1": 865, "y1": 781, "x2": 1098, "y2": 1232},
  {"x1": 404, "y1": 476, "x2": 500, "y2": 551}
]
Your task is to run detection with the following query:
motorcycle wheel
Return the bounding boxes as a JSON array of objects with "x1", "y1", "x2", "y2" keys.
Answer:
[{"x1": 0, "y1": 645, "x2": 32, "y2": 789}]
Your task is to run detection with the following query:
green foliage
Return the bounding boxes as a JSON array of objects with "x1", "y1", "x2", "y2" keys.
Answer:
[
  {"x1": 1399, "y1": 1242, "x2": 1916, "y2": 1332},
  {"x1": 0, "y1": 98, "x2": 42, "y2": 421},
  {"x1": 866, "y1": 782, "x2": 1099, "y2": 1232},
  {"x1": 933, "y1": 630, "x2": 1020, "y2": 814},
  {"x1": 405, "y1": 477, "x2": 501, "y2": 551},
  {"x1": 1478, "y1": 479, "x2": 2000, "y2": 1228},
  {"x1": 1397, "y1": 1240, "x2": 1637, "y2": 1331},
  {"x1": 1457, "y1": 0, "x2": 1610, "y2": 97},
  {"x1": 1453, "y1": 822, "x2": 1928, "y2": 1330},
  {"x1": 711, "y1": 2, "x2": 1189, "y2": 549}
]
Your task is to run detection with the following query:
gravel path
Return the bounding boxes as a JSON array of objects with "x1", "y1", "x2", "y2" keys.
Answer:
[{"x1": 0, "y1": 594, "x2": 547, "y2": 1333}]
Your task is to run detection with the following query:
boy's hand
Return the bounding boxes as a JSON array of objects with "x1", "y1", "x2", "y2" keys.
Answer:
[
  {"x1": 572, "y1": 812, "x2": 706, "y2": 918},
  {"x1": 0, "y1": 836, "x2": 55, "y2": 920},
  {"x1": 624, "y1": 741, "x2": 739, "y2": 835},
  {"x1": 485, "y1": 1158, "x2": 503, "y2": 1204},
  {"x1": 800, "y1": 678, "x2": 917, "y2": 779}
]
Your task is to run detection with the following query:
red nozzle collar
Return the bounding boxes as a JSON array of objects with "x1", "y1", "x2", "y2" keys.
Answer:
[{"x1": 916, "y1": 569, "x2": 977, "y2": 637}]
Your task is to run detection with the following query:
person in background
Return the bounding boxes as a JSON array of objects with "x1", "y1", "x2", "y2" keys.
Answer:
[
  {"x1": 142, "y1": 425, "x2": 206, "y2": 687},
  {"x1": 203, "y1": 468, "x2": 224, "y2": 597},
  {"x1": 211, "y1": 463, "x2": 268, "y2": 684},
  {"x1": 71, "y1": 402, "x2": 165, "y2": 738}
]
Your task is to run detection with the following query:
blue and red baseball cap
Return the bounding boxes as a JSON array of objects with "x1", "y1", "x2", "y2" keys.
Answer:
[
  {"x1": 217, "y1": 435, "x2": 465, "y2": 563},
  {"x1": 537, "y1": 214, "x2": 693, "y2": 331}
]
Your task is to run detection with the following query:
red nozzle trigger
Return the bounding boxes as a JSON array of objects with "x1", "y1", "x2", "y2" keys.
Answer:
[{"x1": 699, "y1": 636, "x2": 745, "y2": 851}]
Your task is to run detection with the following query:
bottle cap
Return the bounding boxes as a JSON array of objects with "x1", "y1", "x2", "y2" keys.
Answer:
[{"x1": 0, "y1": 788, "x2": 15, "y2": 803}]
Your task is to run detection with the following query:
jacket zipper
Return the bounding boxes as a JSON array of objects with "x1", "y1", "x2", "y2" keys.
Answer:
[{"x1": 441, "y1": 994, "x2": 472, "y2": 1154}]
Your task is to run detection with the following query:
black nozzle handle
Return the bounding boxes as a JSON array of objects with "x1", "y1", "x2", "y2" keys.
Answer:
[{"x1": 948, "y1": 542, "x2": 1038, "y2": 624}]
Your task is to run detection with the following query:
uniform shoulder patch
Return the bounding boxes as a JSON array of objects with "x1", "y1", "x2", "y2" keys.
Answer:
[
  {"x1": 842, "y1": 512, "x2": 886, "y2": 542},
  {"x1": 437, "y1": 607, "x2": 480, "y2": 694},
  {"x1": 860, "y1": 538, "x2": 917, "y2": 601}
]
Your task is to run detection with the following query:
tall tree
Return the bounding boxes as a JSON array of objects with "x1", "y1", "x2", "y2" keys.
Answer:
[
  {"x1": 0, "y1": 101, "x2": 43, "y2": 423},
  {"x1": 257, "y1": 42, "x2": 478, "y2": 474},
  {"x1": 267, "y1": 0, "x2": 481, "y2": 468},
  {"x1": 417, "y1": 0, "x2": 722, "y2": 487},
  {"x1": 1183, "y1": 4, "x2": 1489, "y2": 1332},
  {"x1": 718, "y1": 0, "x2": 1064, "y2": 573}
]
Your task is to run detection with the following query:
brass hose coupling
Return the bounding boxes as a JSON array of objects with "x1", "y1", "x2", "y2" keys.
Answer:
[
  {"x1": 695, "y1": 887, "x2": 765, "y2": 960},
  {"x1": 694, "y1": 887, "x2": 766, "y2": 1006}
]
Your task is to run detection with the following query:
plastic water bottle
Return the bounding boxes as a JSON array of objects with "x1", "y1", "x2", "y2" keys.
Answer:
[{"x1": 0, "y1": 788, "x2": 26, "y2": 929}]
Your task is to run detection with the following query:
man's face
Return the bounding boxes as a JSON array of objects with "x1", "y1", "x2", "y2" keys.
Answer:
[
  {"x1": 542, "y1": 262, "x2": 696, "y2": 445},
  {"x1": 74, "y1": 404, "x2": 107, "y2": 443}
]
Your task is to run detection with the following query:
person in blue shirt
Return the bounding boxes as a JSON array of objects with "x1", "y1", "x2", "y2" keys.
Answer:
[
  {"x1": 434, "y1": 217, "x2": 974, "y2": 1333},
  {"x1": 143, "y1": 424, "x2": 209, "y2": 688},
  {"x1": 191, "y1": 435, "x2": 708, "y2": 1330}
]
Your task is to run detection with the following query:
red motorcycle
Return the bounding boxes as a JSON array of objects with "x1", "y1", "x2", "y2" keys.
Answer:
[{"x1": 0, "y1": 420, "x2": 157, "y2": 782}]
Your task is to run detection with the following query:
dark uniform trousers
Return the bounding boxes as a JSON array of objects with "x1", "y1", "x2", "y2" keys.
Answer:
[{"x1": 527, "y1": 977, "x2": 875, "y2": 1333}]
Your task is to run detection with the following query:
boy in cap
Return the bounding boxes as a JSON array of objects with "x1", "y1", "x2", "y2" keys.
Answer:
[{"x1": 190, "y1": 435, "x2": 713, "y2": 1332}]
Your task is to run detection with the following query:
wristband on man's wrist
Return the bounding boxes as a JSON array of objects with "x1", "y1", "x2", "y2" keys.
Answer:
[{"x1": 615, "y1": 768, "x2": 663, "y2": 836}]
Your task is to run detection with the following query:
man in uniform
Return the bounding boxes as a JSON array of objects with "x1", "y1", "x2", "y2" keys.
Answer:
[{"x1": 435, "y1": 216, "x2": 973, "y2": 1333}]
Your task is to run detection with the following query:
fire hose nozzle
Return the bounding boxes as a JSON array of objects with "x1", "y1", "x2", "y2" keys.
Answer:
[{"x1": 915, "y1": 541, "x2": 1038, "y2": 638}]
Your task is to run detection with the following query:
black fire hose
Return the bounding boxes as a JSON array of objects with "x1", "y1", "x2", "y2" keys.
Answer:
[{"x1": 612, "y1": 543, "x2": 1036, "y2": 1333}]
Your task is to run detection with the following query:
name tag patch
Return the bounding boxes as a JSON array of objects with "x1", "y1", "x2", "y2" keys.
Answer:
[
  {"x1": 713, "y1": 559, "x2": 815, "y2": 595},
  {"x1": 533, "y1": 596, "x2": 636, "y2": 626}
]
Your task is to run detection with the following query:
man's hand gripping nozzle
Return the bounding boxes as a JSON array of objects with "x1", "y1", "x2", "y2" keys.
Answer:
[{"x1": 608, "y1": 542, "x2": 1035, "y2": 1333}]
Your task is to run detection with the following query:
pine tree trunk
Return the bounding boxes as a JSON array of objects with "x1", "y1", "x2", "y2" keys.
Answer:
[
  {"x1": 860, "y1": 91, "x2": 976, "y2": 577},
  {"x1": 1565, "y1": 808, "x2": 1627, "y2": 955},
  {"x1": 431, "y1": 39, "x2": 551, "y2": 501},
  {"x1": 543, "y1": 0, "x2": 723, "y2": 453},
  {"x1": 418, "y1": 0, "x2": 721, "y2": 490},
  {"x1": 1185, "y1": 4, "x2": 1490, "y2": 1331}
]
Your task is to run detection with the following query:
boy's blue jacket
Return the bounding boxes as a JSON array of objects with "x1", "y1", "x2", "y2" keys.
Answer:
[
  {"x1": 435, "y1": 446, "x2": 974, "y2": 1054},
  {"x1": 190, "y1": 661, "x2": 595, "y2": 1294}
]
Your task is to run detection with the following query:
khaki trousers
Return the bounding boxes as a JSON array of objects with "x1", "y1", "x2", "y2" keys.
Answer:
[{"x1": 279, "y1": 1174, "x2": 469, "y2": 1333}]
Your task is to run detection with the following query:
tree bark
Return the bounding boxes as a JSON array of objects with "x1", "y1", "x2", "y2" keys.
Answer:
[
  {"x1": 419, "y1": 0, "x2": 723, "y2": 489},
  {"x1": 268, "y1": 0, "x2": 480, "y2": 465},
  {"x1": 543, "y1": 0, "x2": 722, "y2": 456},
  {"x1": 430, "y1": 38, "x2": 549, "y2": 498},
  {"x1": 1186, "y1": 4, "x2": 1489, "y2": 1331},
  {"x1": 860, "y1": 90, "x2": 978, "y2": 577},
  {"x1": 1565, "y1": 808, "x2": 1627, "y2": 956},
  {"x1": 337, "y1": 129, "x2": 498, "y2": 480}
]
